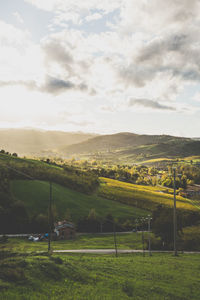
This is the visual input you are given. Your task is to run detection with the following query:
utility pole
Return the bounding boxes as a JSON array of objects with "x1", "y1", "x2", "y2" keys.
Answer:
[
  {"x1": 48, "y1": 181, "x2": 52, "y2": 253},
  {"x1": 148, "y1": 215, "x2": 152, "y2": 256},
  {"x1": 173, "y1": 168, "x2": 178, "y2": 256},
  {"x1": 113, "y1": 222, "x2": 118, "y2": 257},
  {"x1": 142, "y1": 231, "x2": 145, "y2": 257},
  {"x1": 100, "y1": 221, "x2": 103, "y2": 233},
  {"x1": 135, "y1": 219, "x2": 138, "y2": 232}
]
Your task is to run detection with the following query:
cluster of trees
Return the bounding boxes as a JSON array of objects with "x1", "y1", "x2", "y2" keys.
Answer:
[
  {"x1": 0, "y1": 196, "x2": 135, "y2": 234},
  {"x1": 38, "y1": 157, "x2": 200, "y2": 191},
  {"x1": 76, "y1": 209, "x2": 134, "y2": 233},
  {"x1": 151, "y1": 205, "x2": 200, "y2": 250},
  {"x1": 74, "y1": 162, "x2": 200, "y2": 191},
  {"x1": 0, "y1": 149, "x2": 18, "y2": 157}
]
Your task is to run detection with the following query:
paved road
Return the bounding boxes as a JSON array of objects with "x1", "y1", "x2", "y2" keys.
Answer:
[
  {"x1": 53, "y1": 249, "x2": 200, "y2": 254},
  {"x1": 0, "y1": 234, "x2": 30, "y2": 238}
]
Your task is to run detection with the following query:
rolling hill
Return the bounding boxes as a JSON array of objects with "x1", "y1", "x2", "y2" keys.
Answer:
[
  {"x1": 0, "y1": 128, "x2": 97, "y2": 156},
  {"x1": 10, "y1": 180, "x2": 147, "y2": 222},
  {"x1": 1, "y1": 129, "x2": 200, "y2": 164},
  {"x1": 1, "y1": 152, "x2": 199, "y2": 235},
  {"x1": 98, "y1": 177, "x2": 200, "y2": 212},
  {"x1": 61, "y1": 132, "x2": 188, "y2": 154},
  {"x1": 60, "y1": 132, "x2": 200, "y2": 163}
]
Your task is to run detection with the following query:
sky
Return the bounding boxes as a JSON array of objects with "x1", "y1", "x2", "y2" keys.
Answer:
[{"x1": 0, "y1": 0, "x2": 200, "y2": 137}]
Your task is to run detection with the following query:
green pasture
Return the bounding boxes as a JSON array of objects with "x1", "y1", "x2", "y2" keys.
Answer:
[
  {"x1": 139, "y1": 155, "x2": 200, "y2": 165},
  {"x1": 98, "y1": 177, "x2": 199, "y2": 211},
  {"x1": 10, "y1": 180, "x2": 147, "y2": 221},
  {"x1": 0, "y1": 233, "x2": 144, "y2": 252},
  {"x1": 0, "y1": 251, "x2": 200, "y2": 300}
]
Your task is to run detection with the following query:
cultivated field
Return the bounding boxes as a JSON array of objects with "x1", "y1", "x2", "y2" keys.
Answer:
[{"x1": 98, "y1": 177, "x2": 199, "y2": 211}]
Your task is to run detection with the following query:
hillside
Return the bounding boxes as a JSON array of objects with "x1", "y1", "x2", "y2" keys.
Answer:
[
  {"x1": 1, "y1": 153, "x2": 200, "y2": 234},
  {"x1": 117, "y1": 140, "x2": 200, "y2": 162},
  {"x1": 0, "y1": 154, "x2": 148, "y2": 233},
  {"x1": 1, "y1": 129, "x2": 199, "y2": 163},
  {"x1": 0, "y1": 152, "x2": 98, "y2": 194},
  {"x1": 10, "y1": 180, "x2": 147, "y2": 222},
  {"x1": 0, "y1": 128, "x2": 97, "y2": 156},
  {"x1": 98, "y1": 177, "x2": 200, "y2": 212},
  {"x1": 61, "y1": 132, "x2": 188, "y2": 154},
  {"x1": 60, "y1": 132, "x2": 200, "y2": 163}
]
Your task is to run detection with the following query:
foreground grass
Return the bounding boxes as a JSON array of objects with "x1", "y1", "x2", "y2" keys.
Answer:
[
  {"x1": 99, "y1": 177, "x2": 198, "y2": 212},
  {"x1": 10, "y1": 180, "x2": 147, "y2": 221},
  {"x1": 1, "y1": 233, "x2": 144, "y2": 253},
  {"x1": 0, "y1": 251, "x2": 200, "y2": 300}
]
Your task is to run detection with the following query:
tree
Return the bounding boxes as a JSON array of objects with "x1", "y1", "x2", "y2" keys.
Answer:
[{"x1": 151, "y1": 205, "x2": 182, "y2": 249}]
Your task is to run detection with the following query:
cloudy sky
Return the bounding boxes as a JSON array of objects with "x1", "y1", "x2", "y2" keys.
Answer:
[{"x1": 0, "y1": 0, "x2": 200, "y2": 137}]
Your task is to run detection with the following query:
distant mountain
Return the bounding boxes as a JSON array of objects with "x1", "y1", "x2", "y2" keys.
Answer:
[
  {"x1": 61, "y1": 132, "x2": 189, "y2": 154},
  {"x1": 0, "y1": 129, "x2": 97, "y2": 156},
  {"x1": 1, "y1": 129, "x2": 199, "y2": 163},
  {"x1": 60, "y1": 132, "x2": 200, "y2": 163}
]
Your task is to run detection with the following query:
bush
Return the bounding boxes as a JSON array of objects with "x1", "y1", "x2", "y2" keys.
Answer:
[{"x1": 179, "y1": 225, "x2": 200, "y2": 251}]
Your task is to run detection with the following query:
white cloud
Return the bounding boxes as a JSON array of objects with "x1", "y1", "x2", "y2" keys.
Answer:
[
  {"x1": 24, "y1": 0, "x2": 123, "y2": 25},
  {"x1": 0, "y1": 21, "x2": 44, "y2": 82},
  {"x1": 85, "y1": 13, "x2": 103, "y2": 22},
  {"x1": 24, "y1": 0, "x2": 123, "y2": 13},
  {"x1": 0, "y1": 0, "x2": 200, "y2": 135},
  {"x1": 118, "y1": 0, "x2": 200, "y2": 35},
  {"x1": 193, "y1": 92, "x2": 200, "y2": 102},
  {"x1": 13, "y1": 12, "x2": 24, "y2": 24}
]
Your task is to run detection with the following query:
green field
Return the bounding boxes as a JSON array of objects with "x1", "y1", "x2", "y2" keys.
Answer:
[
  {"x1": 141, "y1": 156, "x2": 200, "y2": 166},
  {"x1": 0, "y1": 233, "x2": 144, "y2": 252},
  {"x1": 0, "y1": 251, "x2": 200, "y2": 300},
  {"x1": 10, "y1": 175, "x2": 199, "y2": 226},
  {"x1": 10, "y1": 180, "x2": 148, "y2": 221},
  {"x1": 98, "y1": 177, "x2": 199, "y2": 211}
]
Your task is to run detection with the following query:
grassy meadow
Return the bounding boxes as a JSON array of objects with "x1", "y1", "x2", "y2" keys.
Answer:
[
  {"x1": 98, "y1": 177, "x2": 199, "y2": 212},
  {"x1": 0, "y1": 250, "x2": 200, "y2": 300},
  {"x1": 10, "y1": 180, "x2": 148, "y2": 221},
  {"x1": 0, "y1": 233, "x2": 144, "y2": 253}
]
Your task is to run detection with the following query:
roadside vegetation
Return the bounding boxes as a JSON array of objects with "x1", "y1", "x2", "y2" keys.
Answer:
[{"x1": 0, "y1": 233, "x2": 144, "y2": 252}]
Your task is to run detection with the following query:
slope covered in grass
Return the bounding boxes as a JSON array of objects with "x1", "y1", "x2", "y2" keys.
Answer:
[
  {"x1": 98, "y1": 177, "x2": 199, "y2": 212},
  {"x1": 0, "y1": 153, "x2": 98, "y2": 194},
  {"x1": 0, "y1": 252, "x2": 200, "y2": 300},
  {"x1": 10, "y1": 180, "x2": 148, "y2": 222}
]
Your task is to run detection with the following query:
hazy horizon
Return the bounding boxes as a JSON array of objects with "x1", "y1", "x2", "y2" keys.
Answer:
[{"x1": 0, "y1": 126, "x2": 198, "y2": 139}]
